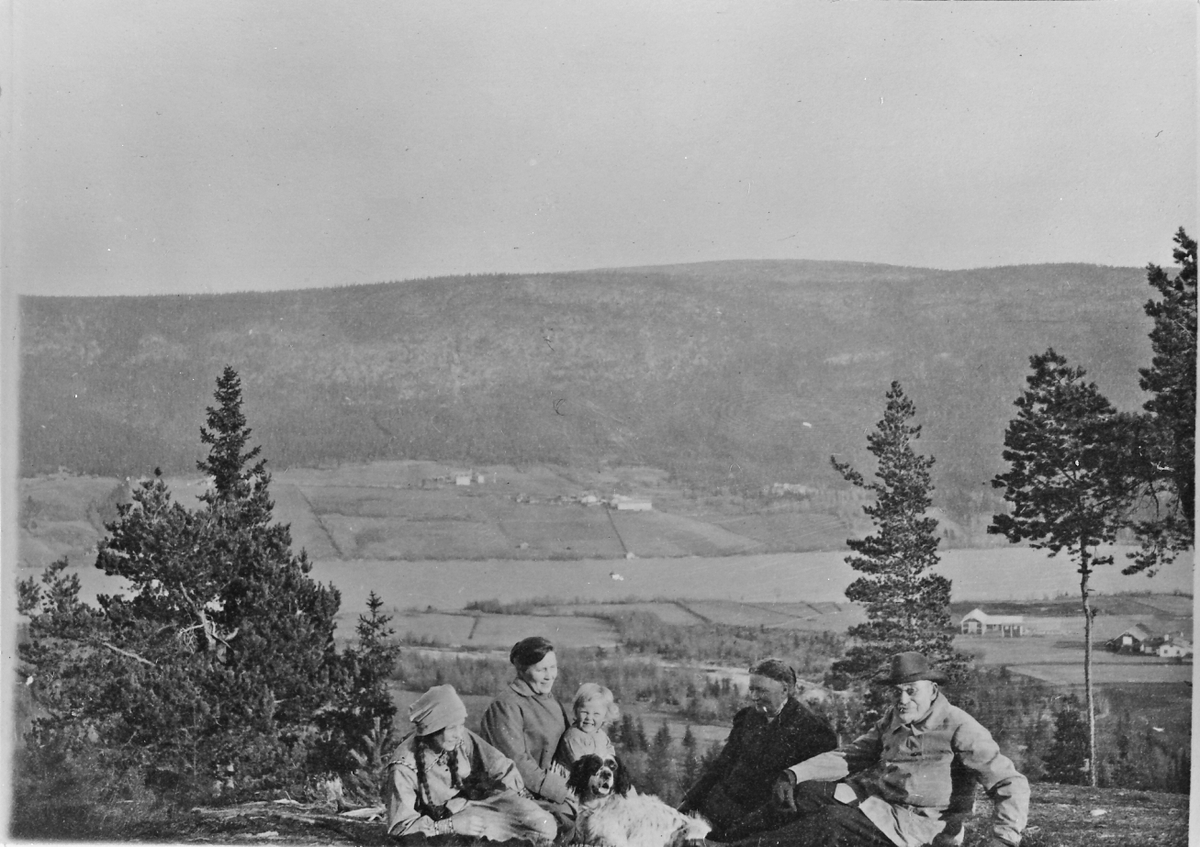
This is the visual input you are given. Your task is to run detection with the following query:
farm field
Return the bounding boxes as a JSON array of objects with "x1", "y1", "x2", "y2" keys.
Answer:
[
  {"x1": 387, "y1": 611, "x2": 620, "y2": 649},
  {"x1": 708, "y1": 512, "x2": 848, "y2": 553},
  {"x1": 682, "y1": 599, "x2": 868, "y2": 631},
  {"x1": 18, "y1": 463, "x2": 1197, "y2": 596},
  {"x1": 1006, "y1": 663, "x2": 1193, "y2": 685},
  {"x1": 540, "y1": 601, "x2": 708, "y2": 625}
]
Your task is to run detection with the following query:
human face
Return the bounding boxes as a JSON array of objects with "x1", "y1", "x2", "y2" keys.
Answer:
[
  {"x1": 427, "y1": 722, "x2": 466, "y2": 753},
  {"x1": 519, "y1": 651, "x2": 558, "y2": 695},
  {"x1": 575, "y1": 699, "x2": 606, "y2": 733},
  {"x1": 892, "y1": 680, "x2": 938, "y2": 725},
  {"x1": 748, "y1": 673, "x2": 789, "y2": 716}
]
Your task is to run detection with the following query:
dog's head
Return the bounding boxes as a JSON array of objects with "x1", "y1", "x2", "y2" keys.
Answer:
[{"x1": 567, "y1": 754, "x2": 632, "y2": 801}]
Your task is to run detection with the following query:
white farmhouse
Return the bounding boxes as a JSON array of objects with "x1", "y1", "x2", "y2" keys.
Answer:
[
  {"x1": 1157, "y1": 639, "x2": 1193, "y2": 659},
  {"x1": 611, "y1": 494, "x2": 652, "y2": 511},
  {"x1": 959, "y1": 608, "x2": 1027, "y2": 637}
]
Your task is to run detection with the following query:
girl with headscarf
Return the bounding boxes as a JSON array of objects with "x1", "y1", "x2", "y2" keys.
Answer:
[
  {"x1": 385, "y1": 684, "x2": 556, "y2": 842},
  {"x1": 480, "y1": 636, "x2": 577, "y2": 830}
]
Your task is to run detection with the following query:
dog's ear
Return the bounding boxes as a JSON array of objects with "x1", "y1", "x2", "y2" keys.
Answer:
[
  {"x1": 612, "y1": 754, "x2": 633, "y2": 796},
  {"x1": 566, "y1": 755, "x2": 598, "y2": 796}
]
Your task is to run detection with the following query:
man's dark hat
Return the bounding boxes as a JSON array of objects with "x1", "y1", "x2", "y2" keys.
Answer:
[{"x1": 874, "y1": 652, "x2": 947, "y2": 685}]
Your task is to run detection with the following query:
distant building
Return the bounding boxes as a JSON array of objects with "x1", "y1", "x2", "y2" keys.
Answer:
[
  {"x1": 1105, "y1": 624, "x2": 1155, "y2": 654},
  {"x1": 1140, "y1": 632, "x2": 1193, "y2": 659},
  {"x1": 1155, "y1": 635, "x2": 1193, "y2": 659},
  {"x1": 959, "y1": 607, "x2": 1027, "y2": 637},
  {"x1": 611, "y1": 495, "x2": 652, "y2": 511},
  {"x1": 765, "y1": 482, "x2": 816, "y2": 497},
  {"x1": 455, "y1": 474, "x2": 471, "y2": 486}
]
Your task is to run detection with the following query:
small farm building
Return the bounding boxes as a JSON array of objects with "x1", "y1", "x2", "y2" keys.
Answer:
[
  {"x1": 959, "y1": 608, "x2": 1027, "y2": 637},
  {"x1": 455, "y1": 474, "x2": 471, "y2": 486},
  {"x1": 611, "y1": 495, "x2": 652, "y2": 511},
  {"x1": 1156, "y1": 636, "x2": 1193, "y2": 659},
  {"x1": 1144, "y1": 632, "x2": 1193, "y2": 658},
  {"x1": 1105, "y1": 624, "x2": 1156, "y2": 654}
]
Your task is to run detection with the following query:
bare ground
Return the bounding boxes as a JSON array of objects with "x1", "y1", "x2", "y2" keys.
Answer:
[{"x1": 101, "y1": 783, "x2": 1188, "y2": 846}]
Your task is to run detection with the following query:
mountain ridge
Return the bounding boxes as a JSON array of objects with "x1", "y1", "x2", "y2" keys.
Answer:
[{"x1": 19, "y1": 259, "x2": 1157, "y2": 525}]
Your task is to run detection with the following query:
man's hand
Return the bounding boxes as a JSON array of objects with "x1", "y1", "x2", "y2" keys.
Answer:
[
  {"x1": 929, "y1": 827, "x2": 963, "y2": 847},
  {"x1": 770, "y1": 770, "x2": 798, "y2": 813}
]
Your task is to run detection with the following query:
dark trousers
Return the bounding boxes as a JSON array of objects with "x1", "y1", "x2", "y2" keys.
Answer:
[{"x1": 726, "y1": 781, "x2": 894, "y2": 847}]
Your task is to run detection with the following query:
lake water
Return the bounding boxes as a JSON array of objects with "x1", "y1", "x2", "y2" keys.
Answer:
[
  {"x1": 53, "y1": 545, "x2": 1194, "y2": 617},
  {"x1": 308, "y1": 546, "x2": 1194, "y2": 615}
]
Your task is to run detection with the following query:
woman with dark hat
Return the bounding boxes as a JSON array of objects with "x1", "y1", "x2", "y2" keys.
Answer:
[
  {"x1": 678, "y1": 657, "x2": 838, "y2": 841},
  {"x1": 480, "y1": 636, "x2": 577, "y2": 831},
  {"x1": 384, "y1": 684, "x2": 556, "y2": 842}
]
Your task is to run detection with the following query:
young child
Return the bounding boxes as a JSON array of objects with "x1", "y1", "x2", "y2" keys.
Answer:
[{"x1": 555, "y1": 683, "x2": 619, "y2": 769}]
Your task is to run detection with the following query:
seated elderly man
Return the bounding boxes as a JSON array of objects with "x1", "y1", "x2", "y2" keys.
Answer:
[
  {"x1": 733, "y1": 652, "x2": 1029, "y2": 847},
  {"x1": 677, "y1": 658, "x2": 838, "y2": 841}
]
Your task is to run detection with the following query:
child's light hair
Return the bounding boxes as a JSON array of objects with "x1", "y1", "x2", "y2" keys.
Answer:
[{"x1": 573, "y1": 682, "x2": 620, "y2": 725}]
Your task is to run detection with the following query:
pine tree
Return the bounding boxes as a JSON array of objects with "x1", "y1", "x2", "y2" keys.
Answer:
[
  {"x1": 990, "y1": 350, "x2": 1137, "y2": 787},
  {"x1": 1044, "y1": 702, "x2": 1089, "y2": 785},
  {"x1": 680, "y1": 724, "x2": 699, "y2": 790},
  {"x1": 1128, "y1": 227, "x2": 1196, "y2": 574},
  {"x1": 635, "y1": 716, "x2": 650, "y2": 752},
  {"x1": 320, "y1": 590, "x2": 400, "y2": 801},
  {"x1": 17, "y1": 366, "x2": 348, "y2": 802},
  {"x1": 198, "y1": 366, "x2": 267, "y2": 503},
  {"x1": 828, "y1": 382, "x2": 964, "y2": 700},
  {"x1": 619, "y1": 713, "x2": 638, "y2": 751},
  {"x1": 646, "y1": 724, "x2": 677, "y2": 801}
]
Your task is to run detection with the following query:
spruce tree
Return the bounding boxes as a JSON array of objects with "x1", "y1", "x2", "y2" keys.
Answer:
[
  {"x1": 1128, "y1": 227, "x2": 1196, "y2": 574},
  {"x1": 828, "y1": 382, "x2": 963, "y2": 699},
  {"x1": 989, "y1": 350, "x2": 1136, "y2": 786},
  {"x1": 1044, "y1": 701, "x2": 1089, "y2": 785},
  {"x1": 17, "y1": 366, "x2": 347, "y2": 801},
  {"x1": 680, "y1": 724, "x2": 699, "y2": 789},
  {"x1": 646, "y1": 724, "x2": 677, "y2": 802}
]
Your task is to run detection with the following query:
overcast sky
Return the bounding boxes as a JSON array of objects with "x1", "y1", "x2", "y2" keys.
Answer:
[{"x1": 4, "y1": 1, "x2": 1196, "y2": 297}]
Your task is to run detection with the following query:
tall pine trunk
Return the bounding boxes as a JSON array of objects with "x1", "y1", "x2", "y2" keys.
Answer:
[{"x1": 1079, "y1": 544, "x2": 1097, "y2": 787}]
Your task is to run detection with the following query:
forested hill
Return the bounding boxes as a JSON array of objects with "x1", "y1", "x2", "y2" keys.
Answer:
[{"x1": 20, "y1": 259, "x2": 1155, "y2": 519}]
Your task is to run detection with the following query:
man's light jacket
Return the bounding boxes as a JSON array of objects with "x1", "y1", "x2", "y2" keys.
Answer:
[{"x1": 788, "y1": 693, "x2": 1029, "y2": 847}]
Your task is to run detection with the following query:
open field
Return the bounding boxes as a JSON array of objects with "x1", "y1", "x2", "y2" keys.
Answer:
[
  {"x1": 541, "y1": 601, "x2": 709, "y2": 625},
  {"x1": 389, "y1": 611, "x2": 620, "y2": 649},
  {"x1": 681, "y1": 599, "x2": 868, "y2": 630},
  {"x1": 1005, "y1": 663, "x2": 1193, "y2": 685}
]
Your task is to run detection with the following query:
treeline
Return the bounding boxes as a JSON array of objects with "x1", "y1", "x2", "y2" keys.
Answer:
[
  {"x1": 458, "y1": 599, "x2": 847, "y2": 672},
  {"x1": 603, "y1": 611, "x2": 844, "y2": 673}
]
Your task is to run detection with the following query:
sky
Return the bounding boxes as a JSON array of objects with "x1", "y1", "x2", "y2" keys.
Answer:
[{"x1": 2, "y1": 1, "x2": 1197, "y2": 297}]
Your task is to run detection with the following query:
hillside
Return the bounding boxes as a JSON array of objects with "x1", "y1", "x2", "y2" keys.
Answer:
[{"x1": 20, "y1": 260, "x2": 1157, "y2": 523}]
